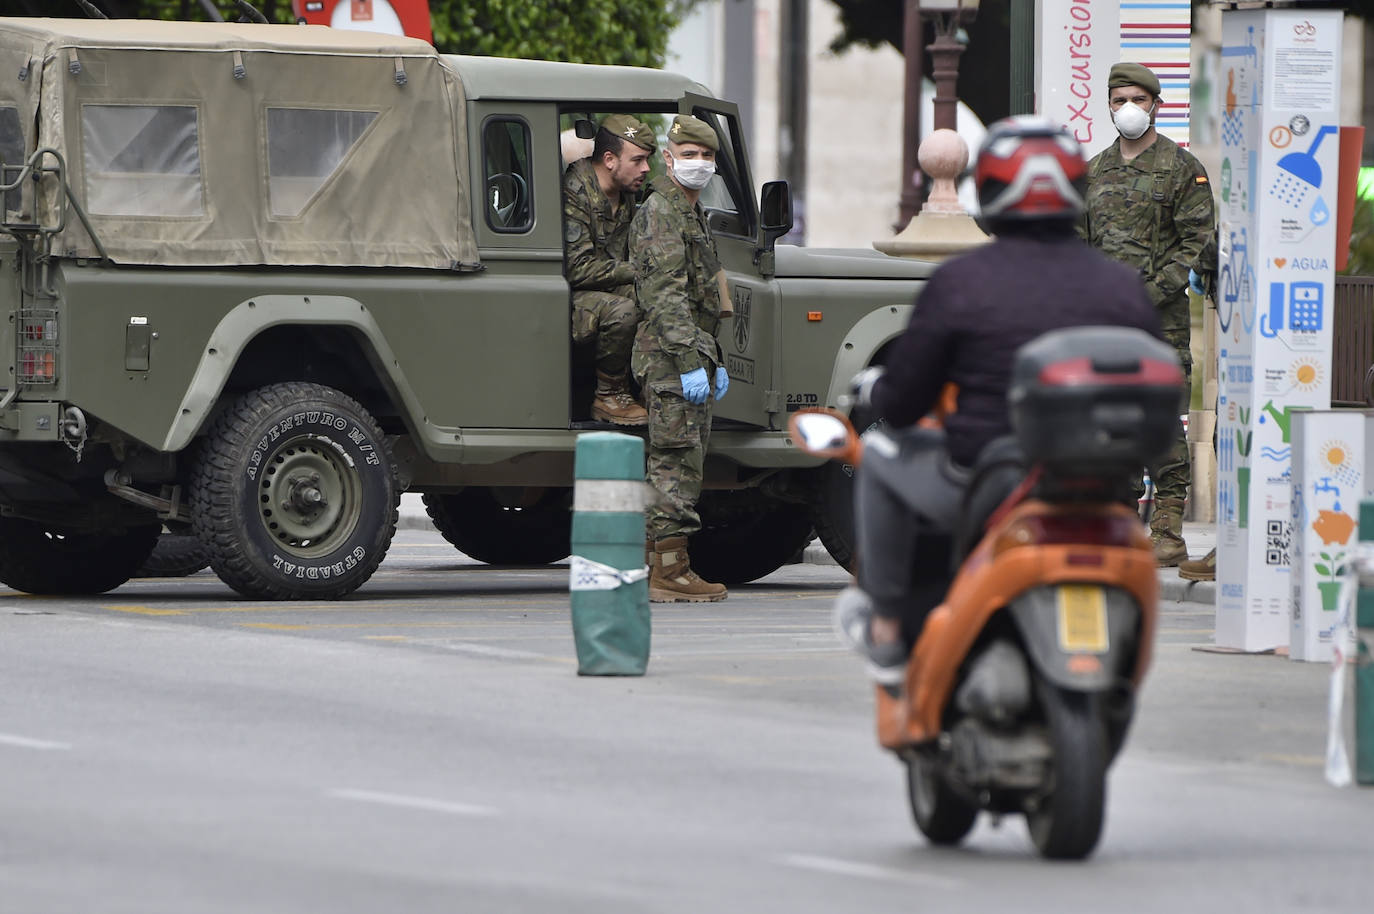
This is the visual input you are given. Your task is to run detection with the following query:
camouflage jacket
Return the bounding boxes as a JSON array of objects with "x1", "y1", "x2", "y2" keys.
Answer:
[
  {"x1": 1078, "y1": 135, "x2": 1216, "y2": 330},
  {"x1": 629, "y1": 176, "x2": 724, "y2": 376},
  {"x1": 562, "y1": 158, "x2": 636, "y2": 292}
]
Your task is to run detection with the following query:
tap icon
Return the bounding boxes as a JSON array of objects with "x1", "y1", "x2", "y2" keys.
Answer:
[{"x1": 1314, "y1": 477, "x2": 1340, "y2": 497}]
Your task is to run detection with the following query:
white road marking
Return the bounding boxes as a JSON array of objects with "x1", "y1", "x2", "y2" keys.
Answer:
[
  {"x1": 776, "y1": 853, "x2": 964, "y2": 889},
  {"x1": 327, "y1": 788, "x2": 500, "y2": 818},
  {"x1": 0, "y1": 732, "x2": 72, "y2": 751},
  {"x1": 440, "y1": 642, "x2": 544, "y2": 660}
]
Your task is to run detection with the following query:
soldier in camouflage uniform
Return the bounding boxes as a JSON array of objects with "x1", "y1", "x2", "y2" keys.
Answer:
[
  {"x1": 1078, "y1": 62, "x2": 1216, "y2": 566},
  {"x1": 629, "y1": 115, "x2": 730, "y2": 602},
  {"x1": 563, "y1": 114, "x2": 656, "y2": 425}
]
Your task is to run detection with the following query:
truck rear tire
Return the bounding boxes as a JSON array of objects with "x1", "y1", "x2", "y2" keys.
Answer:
[
  {"x1": 422, "y1": 487, "x2": 572, "y2": 566},
  {"x1": 689, "y1": 491, "x2": 815, "y2": 585},
  {"x1": 190, "y1": 382, "x2": 399, "y2": 600},
  {"x1": 0, "y1": 519, "x2": 160, "y2": 595},
  {"x1": 136, "y1": 529, "x2": 210, "y2": 578}
]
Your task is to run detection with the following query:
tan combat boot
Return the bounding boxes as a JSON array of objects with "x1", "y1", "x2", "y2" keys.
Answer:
[
  {"x1": 592, "y1": 370, "x2": 648, "y2": 426},
  {"x1": 1150, "y1": 497, "x2": 1188, "y2": 567},
  {"x1": 649, "y1": 535, "x2": 727, "y2": 603},
  {"x1": 1178, "y1": 547, "x2": 1216, "y2": 581}
]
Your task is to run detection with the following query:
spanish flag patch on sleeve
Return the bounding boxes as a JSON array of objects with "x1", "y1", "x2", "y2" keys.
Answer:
[{"x1": 1195, "y1": 175, "x2": 1209, "y2": 185}]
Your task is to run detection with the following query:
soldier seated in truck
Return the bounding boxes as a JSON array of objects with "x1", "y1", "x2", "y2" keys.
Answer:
[{"x1": 562, "y1": 114, "x2": 656, "y2": 426}]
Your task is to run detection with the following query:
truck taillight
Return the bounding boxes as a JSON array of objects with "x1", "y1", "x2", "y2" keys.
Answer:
[
  {"x1": 17, "y1": 310, "x2": 58, "y2": 384},
  {"x1": 21, "y1": 318, "x2": 57, "y2": 342}
]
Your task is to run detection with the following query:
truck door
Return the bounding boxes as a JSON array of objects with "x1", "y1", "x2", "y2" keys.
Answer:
[{"x1": 678, "y1": 94, "x2": 777, "y2": 430}]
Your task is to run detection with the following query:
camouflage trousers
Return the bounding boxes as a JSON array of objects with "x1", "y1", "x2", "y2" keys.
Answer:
[
  {"x1": 572, "y1": 287, "x2": 639, "y2": 378},
  {"x1": 1145, "y1": 326, "x2": 1193, "y2": 503},
  {"x1": 639, "y1": 372, "x2": 713, "y2": 540}
]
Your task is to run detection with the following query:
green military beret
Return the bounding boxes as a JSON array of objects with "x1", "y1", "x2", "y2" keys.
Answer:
[
  {"x1": 1107, "y1": 62, "x2": 1161, "y2": 98},
  {"x1": 601, "y1": 114, "x2": 656, "y2": 152},
  {"x1": 668, "y1": 114, "x2": 719, "y2": 151}
]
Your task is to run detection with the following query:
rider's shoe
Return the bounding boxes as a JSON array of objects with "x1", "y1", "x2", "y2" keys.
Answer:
[{"x1": 832, "y1": 585, "x2": 906, "y2": 687}]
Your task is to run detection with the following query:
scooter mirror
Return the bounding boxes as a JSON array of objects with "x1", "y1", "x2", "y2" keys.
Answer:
[{"x1": 789, "y1": 409, "x2": 857, "y2": 459}]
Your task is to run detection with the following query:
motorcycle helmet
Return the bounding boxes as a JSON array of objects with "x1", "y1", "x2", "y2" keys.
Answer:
[{"x1": 974, "y1": 115, "x2": 1087, "y2": 233}]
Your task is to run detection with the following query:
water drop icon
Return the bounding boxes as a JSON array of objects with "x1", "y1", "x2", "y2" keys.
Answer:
[{"x1": 1310, "y1": 197, "x2": 1330, "y2": 225}]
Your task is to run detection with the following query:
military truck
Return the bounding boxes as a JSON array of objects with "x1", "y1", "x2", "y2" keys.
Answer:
[{"x1": 0, "y1": 18, "x2": 931, "y2": 600}]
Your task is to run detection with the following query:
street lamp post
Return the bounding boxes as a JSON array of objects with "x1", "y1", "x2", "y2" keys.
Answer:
[
  {"x1": 879, "y1": 0, "x2": 987, "y2": 262},
  {"x1": 925, "y1": 1, "x2": 974, "y2": 134}
]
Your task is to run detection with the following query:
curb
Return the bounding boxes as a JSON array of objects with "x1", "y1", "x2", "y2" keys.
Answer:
[{"x1": 1159, "y1": 576, "x2": 1216, "y2": 605}]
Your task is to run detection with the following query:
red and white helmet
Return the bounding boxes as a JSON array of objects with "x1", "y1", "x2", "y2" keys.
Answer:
[{"x1": 974, "y1": 116, "x2": 1087, "y2": 228}]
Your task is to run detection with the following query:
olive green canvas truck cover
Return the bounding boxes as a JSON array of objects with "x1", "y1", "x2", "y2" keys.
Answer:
[{"x1": 0, "y1": 18, "x2": 478, "y2": 269}]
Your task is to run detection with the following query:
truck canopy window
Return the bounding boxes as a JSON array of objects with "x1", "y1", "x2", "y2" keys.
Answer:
[
  {"x1": 81, "y1": 104, "x2": 204, "y2": 217},
  {"x1": 0, "y1": 106, "x2": 23, "y2": 170},
  {"x1": 266, "y1": 108, "x2": 379, "y2": 218},
  {"x1": 0, "y1": 106, "x2": 25, "y2": 216},
  {"x1": 483, "y1": 118, "x2": 533, "y2": 233}
]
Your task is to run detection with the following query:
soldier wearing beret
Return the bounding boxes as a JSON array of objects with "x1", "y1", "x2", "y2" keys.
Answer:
[
  {"x1": 1078, "y1": 61, "x2": 1216, "y2": 567},
  {"x1": 563, "y1": 113, "x2": 657, "y2": 425},
  {"x1": 629, "y1": 114, "x2": 730, "y2": 602}
]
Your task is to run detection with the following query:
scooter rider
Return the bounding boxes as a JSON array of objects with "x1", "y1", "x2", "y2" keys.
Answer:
[{"x1": 836, "y1": 116, "x2": 1165, "y2": 685}]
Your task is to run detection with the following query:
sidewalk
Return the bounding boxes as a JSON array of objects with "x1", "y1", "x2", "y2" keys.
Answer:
[
  {"x1": 799, "y1": 519, "x2": 1218, "y2": 606},
  {"x1": 397, "y1": 494, "x2": 1218, "y2": 606}
]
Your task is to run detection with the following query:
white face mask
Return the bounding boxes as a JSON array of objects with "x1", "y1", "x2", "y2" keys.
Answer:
[
  {"x1": 670, "y1": 156, "x2": 716, "y2": 190},
  {"x1": 1112, "y1": 101, "x2": 1154, "y2": 140}
]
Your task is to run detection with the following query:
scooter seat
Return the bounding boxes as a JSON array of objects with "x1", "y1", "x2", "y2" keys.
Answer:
[{"x1": 952, "y1": 436, "x2": 1026, "y2": 565}]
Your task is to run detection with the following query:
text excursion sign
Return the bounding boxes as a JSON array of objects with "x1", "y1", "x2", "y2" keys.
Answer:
[{"x1": 1037, "y1": 0, "x2": 1193, "y2": 158}]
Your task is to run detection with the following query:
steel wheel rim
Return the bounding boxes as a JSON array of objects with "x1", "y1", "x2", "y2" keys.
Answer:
[{"x1": 258, "y1": 434, "x2": 360, "y2": 558}]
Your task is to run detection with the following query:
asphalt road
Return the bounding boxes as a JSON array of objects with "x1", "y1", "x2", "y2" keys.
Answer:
[{"x1": 2, "y1": 530, "x2": 1371, "y2": 913}]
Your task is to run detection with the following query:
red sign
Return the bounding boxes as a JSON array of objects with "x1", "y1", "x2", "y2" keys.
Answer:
[{"x1": 291, "y1": 0, "x2": 432, "y2": 44}]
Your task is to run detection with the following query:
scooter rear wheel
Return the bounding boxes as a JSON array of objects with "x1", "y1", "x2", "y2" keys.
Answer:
[
  {"x1": 1026, "y1": 687, "x2": 1107, "y2": 860},
  {"x1": 906, "y1": 754, "x2": 978, "y2": 846}
]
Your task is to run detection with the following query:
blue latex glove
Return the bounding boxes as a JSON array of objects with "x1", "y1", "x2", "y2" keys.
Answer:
[
  {"x1": 1188, "y1": 268, "x2": 1204, "y2": 296},
  {"x1": 680, "y1": 367, "x2": 710, "y2": 405},
  {"x1": 714, "y1": 366, "x2": 730, "y2": 401}
]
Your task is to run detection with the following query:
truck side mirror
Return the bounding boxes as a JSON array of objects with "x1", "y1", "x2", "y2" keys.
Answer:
[
  {"x1": 759, "y1": 180, "x2": 792, "y2": 245},
  {"x1": 574, "y1": 119, "x2": 597, "y2": 140}
]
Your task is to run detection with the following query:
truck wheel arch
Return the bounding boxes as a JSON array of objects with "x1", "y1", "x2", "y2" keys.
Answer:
[
  {"x1": 823, "y1": 304, "x2": 914, "y2": 409},
  {"x1": 163, "y1": 295, "x2": 428, "y2": 453}
]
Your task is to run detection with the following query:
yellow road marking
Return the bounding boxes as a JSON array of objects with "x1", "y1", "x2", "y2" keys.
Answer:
[{"x1": 101, "y1": 605, "x2": 187, "y2": 616}]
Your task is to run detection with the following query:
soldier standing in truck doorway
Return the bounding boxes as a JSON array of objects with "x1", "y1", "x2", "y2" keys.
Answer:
[
  {"x1": 1078, "y1": 62, "x2": 1216, "y2": 567},
  {"x1": 563, "y1": 114, "x2": 656, "y2": 425},
  {"x1": 630, "y1": 114, "x2": 731, "y2": 602}
]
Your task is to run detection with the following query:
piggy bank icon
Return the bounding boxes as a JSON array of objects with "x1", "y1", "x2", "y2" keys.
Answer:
[{"x1": 1312, "y1": 509, "x2": 1356, "y2": 545}]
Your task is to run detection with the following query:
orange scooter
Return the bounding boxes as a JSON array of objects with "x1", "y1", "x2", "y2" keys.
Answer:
[{"x1": 791, "y1": 326, "x2": 1183, "y2": 860}]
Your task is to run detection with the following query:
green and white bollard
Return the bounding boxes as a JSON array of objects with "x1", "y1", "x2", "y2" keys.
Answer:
[
  {"x1": 1357, "y1": 500, "x2": 1374, "y2": 785},
  {"x1": 569, "y1": 431, "x2": 650, "y2": 676}
]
